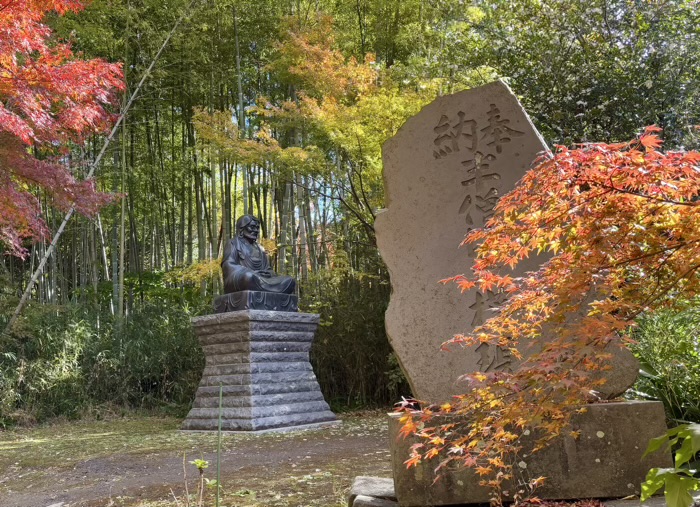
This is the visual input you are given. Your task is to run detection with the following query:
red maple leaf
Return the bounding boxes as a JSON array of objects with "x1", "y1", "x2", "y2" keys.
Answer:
[{"x1": 0, "y1": 0, "x2": 124, "y2": 257}]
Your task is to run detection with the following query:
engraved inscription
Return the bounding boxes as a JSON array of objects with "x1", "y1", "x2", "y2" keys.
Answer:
[
  {"x1": 469, "y1": 290, "x2": 506, "y2": 327},
  {"x1": 476, "y1": 342, "x2": 513, "y2": 373},
  {"x1": 430, "y1": 101, "x2": 524, "y2": 376},
  {"x1": 460, "y1": 151, "x2": 500, "y2": 226},
  {"x1": 433, "y1": 112, "x2": 478, "y2": 159},
  {"x1": 471, "y1": 290, "x2": 513, "y2": 373},
  {"x1": 431, "y1": 103, "x2": 523, "y2": 254},
  {"x1": 481, "y1": 104, "x2": 525, "y2": 154}
]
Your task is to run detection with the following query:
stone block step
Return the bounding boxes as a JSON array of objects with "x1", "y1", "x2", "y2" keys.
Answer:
[
  {"x1": 202, "y1": 362, "x2": 312, "y2": 376},
  {"x1": 198, "y1": 371, "x2": 318, "y2": 387},
  {"x1": 203, "y1": 341, "x2": 311, "y2": 355},
  {"x1": 187, "y1": 400, "x2": 331, "y2": 420},
  {"x1": 195, "y1": 380, "x2": 323, "y2": 397},
  {"x1": 192, "y1": 391, "x2": 326, "y2": 408},
  {"x1": 199, "y1": 330, "x2": 315, "y2": 346}
]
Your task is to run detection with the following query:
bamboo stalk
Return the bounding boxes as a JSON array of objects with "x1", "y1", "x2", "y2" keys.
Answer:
[{"x1": 3, "y1": 0, "x2": 200, "y2": 337}]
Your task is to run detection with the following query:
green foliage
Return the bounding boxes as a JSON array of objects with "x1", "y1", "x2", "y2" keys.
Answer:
[
  {"x1": 0, "y1": 274, "x2": 206, "y2": 426},
  {"x1": 629, "y1": 306, "x2": 700, "y2": 424},
  {"x1": 642, "y1": 424, "x2": 700, "y2": 507},
  {"x1": 469, "y1": 0, "x2": 700, "y2": 147},
  {"x1": 190, "y1": 458, "x2": 209, "y2": 470},
  {"x1": 302, "y1": 251, "x2": 410, "y2": 408}
]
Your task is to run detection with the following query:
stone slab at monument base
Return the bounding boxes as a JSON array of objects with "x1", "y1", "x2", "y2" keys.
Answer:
[
  {"x1": 389, "y1": 401, "x2": 672, "y2": 506},
  {"x1": 181, "y1": 310, "x2": 336, "y2": 432}
]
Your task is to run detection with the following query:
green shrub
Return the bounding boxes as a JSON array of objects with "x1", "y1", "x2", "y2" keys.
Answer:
[
  {"x1": 301, "y1": 253, "x2": 410, "y2": 409},
  {"x1": 0, "y1": 273, "x2": 207, "y2": 426},
  {"x1": 629, "y1": 306, "x2": 700, "y2": 424},
  {"x1": 0, "y1": 256, "x2": 409, "y2": 424}
]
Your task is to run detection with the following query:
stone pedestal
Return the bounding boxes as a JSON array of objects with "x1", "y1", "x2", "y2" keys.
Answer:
[
  {"x1": 181, "y1": 310, "x2": 336, "y2": 432},
  {"x1": 389, "y1": 401, "x2": 672, "y2": 506}
]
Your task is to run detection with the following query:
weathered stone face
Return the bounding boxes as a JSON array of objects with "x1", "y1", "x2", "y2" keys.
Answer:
[
  {"x1": 388, "y1": 401, "x2": 672, "y2": 506},
  {"x1": 181, "y1": 310, "x2": 337, "y2": 432},
  {"x1": 376, "y1": 81, "x2": 548, "y2": 402},
  {"x1": 376, "y1": 80, "x2": 637, "y2": 403}
]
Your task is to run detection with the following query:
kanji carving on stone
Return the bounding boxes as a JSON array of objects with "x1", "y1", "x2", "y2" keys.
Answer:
[
  {"x1": 433, "y1": 112, "x2": 478, "y2": 159},
  {"x1": 481, "y1": 103, "x2": 525, "y2": 154},
  {"x1": 476, "y1": 342, "x2": 513, "y2": 373}
]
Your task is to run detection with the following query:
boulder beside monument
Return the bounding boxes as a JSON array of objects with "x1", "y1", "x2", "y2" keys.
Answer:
[
  {"x1": 181, "y1": 215, "x2": 336, "y2": 432},
  {"x1": 374, "y1": 81, "x2": 671, "y2": 504}
]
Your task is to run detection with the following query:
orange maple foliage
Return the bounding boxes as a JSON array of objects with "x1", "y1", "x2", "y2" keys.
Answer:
[
  {"x1": 0, "y1": 0, "x2": 124, "y2": 256},
  {"x1": 399, "y1": 127, "x2": 700, "y2": 500}
]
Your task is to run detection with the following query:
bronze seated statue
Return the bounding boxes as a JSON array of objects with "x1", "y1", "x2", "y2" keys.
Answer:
[{"x1": 215, "y1": 214, "x2": 297, "y2": 312}]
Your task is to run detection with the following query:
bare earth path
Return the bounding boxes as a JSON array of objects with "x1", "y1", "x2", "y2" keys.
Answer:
[{"x1": 0, "y1": 412, "x2": 392, "y2": 507}]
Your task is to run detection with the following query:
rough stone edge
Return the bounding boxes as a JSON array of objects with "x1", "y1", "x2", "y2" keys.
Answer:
[
  {"x1": 345, "y1": 480, "x2": 697, "y2": 507},
  {"x1": 179, "y1": 419, "x2": 341, "y2": 435},
  {"x1": 606, "y1": 494, "x2": 700, "y2": 507},
  {"x1": 352, "y1": 495, "x2": 399, "y2": 507},
  {"x1": 348, "y1": 476, "x2": 396, "y2": 507},
  {"x1": 192, "y1": 309, "x2": 320, "y2": 326}
]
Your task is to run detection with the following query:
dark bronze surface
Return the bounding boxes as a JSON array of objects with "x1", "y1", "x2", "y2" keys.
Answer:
[{"x1": 219, "y1": 215, "x2": 297, "y2": 312}]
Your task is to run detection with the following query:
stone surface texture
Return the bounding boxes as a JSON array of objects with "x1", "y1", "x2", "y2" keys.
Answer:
[
  {"x1": 214, "y1": 291, "x2": 298, "y2": 313},
  {"x1": 389, "y1": 401, "x2": 672, "y2": 506},
  {"x1": 348, "y1": 476, "x2": 396, "y2": 507},
  {"x1": 181, "y1": 310, "x2": 336, "y2": 432},
  {"x1": 375, "y1": 80, "x2": 638, "y2": 403},
  {"x1": 352, "y1": 495, "x2": 399, "y2": 507}
]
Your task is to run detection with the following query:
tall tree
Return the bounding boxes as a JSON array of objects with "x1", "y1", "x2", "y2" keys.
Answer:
[{"x1": 0, "y1": 0, "x2": 124, "y2": 257}]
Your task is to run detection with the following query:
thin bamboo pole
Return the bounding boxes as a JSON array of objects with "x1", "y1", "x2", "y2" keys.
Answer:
[{"x1": 3, "y1": 0, "x2": 199, "y2": 336}]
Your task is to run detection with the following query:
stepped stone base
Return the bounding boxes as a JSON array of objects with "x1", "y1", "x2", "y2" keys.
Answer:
[
  {"x1": 181, "y1": 310, "x2": 336, "y2": 432},
  {"x1": 389, "y1": 401, "x2": 672, "y2": 506}
]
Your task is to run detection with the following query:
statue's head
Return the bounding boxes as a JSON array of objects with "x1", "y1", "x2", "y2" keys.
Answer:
[{"x1": 236, "y1": 214, "x2": 260, "y2": 243}]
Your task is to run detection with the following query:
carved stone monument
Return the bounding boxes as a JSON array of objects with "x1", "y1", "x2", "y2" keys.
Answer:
[
  {"x1": 181, "y1": 215, "x2": 336, "y2": 432},
  {"x1": 375, "y1": 80, "x2": 638, "y2": 402},
  {"x1": 375, "y1": 81, "x2": 671, "y2": 504},
  {"x1": 388, "y1": 401, "x2": 670, "y2": 506}
]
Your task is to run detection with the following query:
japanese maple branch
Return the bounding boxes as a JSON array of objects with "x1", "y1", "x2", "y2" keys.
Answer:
[
  {"x1": 627, "y1": 262, "x2": 700, "y2": 321},
  {"x1": 0, "y1": 0, "x2": 16, "y2": 13},
  {"x1": 598, "y1": 240, "x2": 693, "y2": 270},
  {"x1": 3, "y1": 0, "x2": 199, "y2": 337},
  {"x1": 591, "y1": 180, "x2": 699, "y2": 207}
]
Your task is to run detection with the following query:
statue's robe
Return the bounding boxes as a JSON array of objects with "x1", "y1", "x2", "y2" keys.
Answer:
[{"x1": 222, "y1": 237, "x2": 295, "y2": 294}]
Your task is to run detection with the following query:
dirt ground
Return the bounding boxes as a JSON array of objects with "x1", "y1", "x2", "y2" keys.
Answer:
[{"x1": 0, "y1": 411, "x2": 393, "y2": 507}]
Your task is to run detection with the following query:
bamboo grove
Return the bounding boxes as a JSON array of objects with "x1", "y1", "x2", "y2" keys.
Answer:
[{"x1": 1, "y1": 0, "x2": 700, "y2": 422}]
